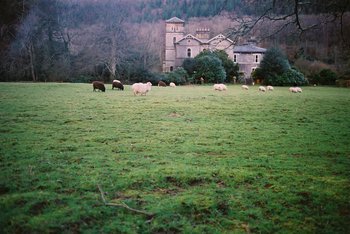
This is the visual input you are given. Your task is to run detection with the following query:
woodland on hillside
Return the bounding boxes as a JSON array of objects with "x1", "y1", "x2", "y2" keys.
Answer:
[{"x1": 0, "y1": 0, "x2": 349, "y2": 83}]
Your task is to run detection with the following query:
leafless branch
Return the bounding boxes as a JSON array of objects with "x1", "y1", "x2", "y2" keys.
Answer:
[{"x1": 97, "y1": 184, "x2": 154, "y2": 218}]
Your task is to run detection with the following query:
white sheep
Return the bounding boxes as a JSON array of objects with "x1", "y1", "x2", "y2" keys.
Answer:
[
  {"x1": 241, "y1": 85, "x2": 249, "y2": 90},
  {"x1": 132, "y1": 82, "x2": 152, "y2": 96},
  {"x1": 113, "y1": 79, "x2": 121, "y2": 83},
  {"x1": 213, "y1": 84, "x2": 227, "y2": 91},
  {"x1": 169, "y1": 82, "x2": 176, "y2": 87},
  {"x1": 289, "y1": 87, "x2": 302, "y2": 93},
  {"x1": 267, "y1": 85, "x2": 274, "y2": 91},
  {"x1": 258, "y1": 86, "x2": 266, "y2": 92}
]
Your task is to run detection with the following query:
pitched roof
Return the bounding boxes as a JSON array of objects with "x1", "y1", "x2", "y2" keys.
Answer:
[
  {"x1": 176, "y1": 34, "x2": 234, "y2": 45},
  {"x1": 208, "y1": 34, "x2": 233, "y2": 44},
  {"x1": 176, "y1": 34, "x2": 203, "y2": 44},
  {"x1": 233, "y1": 44, "x2": 266, "y2": 53},
  {"x1": 166, "y1": 17, "x2": 185, "y2": 23}
]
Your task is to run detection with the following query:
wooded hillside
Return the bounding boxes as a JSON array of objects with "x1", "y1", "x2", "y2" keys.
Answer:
[{"x1": 0, "y1": 0, "x2": 349, "y2": 82}]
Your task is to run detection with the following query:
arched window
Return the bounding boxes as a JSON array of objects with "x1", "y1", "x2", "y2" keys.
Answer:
[
  {"x1": 187, "y1": 48, "x2": 192, "y2": 58},
  {"x1": 170, "y1": 66, "x2": 174, "y2": 72},
  {"x1": 255, "y1": 55, "x2": 259, "y2": 63},
  {"x1": 233, "y1": 54, "x2": 237, "y2": 63}
]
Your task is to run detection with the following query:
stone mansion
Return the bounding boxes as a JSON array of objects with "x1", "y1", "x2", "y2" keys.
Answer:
[{"x1": 162, "y1": 17, "x2": 266, "y2": 78}]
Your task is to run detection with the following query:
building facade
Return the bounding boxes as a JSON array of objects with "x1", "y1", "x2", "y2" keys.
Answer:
[
  {"x1": 163, "y1": 17, "x2": 234, "y2": 73},
  {"x1": 233, "y1": 42, "x2": 267, "y2": 78},
  {"x1": 163, "y1": 17, "x2": 266, "y2": 78}
]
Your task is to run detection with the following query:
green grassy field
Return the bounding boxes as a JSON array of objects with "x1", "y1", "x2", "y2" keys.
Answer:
[{"x1": 0, "y1": 83, "x2": 349, "y2": 233}]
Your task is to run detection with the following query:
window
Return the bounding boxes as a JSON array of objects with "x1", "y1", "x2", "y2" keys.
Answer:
[
  {"x1": 170, "y1": 66, "x2": 174, "y2": 72},
  {"x1": 233, "y1": 54, "x2": 237, "y2": 63},
  {"x1": 255, "y1": 54, "x2": 259, "y2": 63},
  {"x1": 187, "y1": 48, "x2": 191, "y2": 58},
  {"x1": 173, "y1": 37, "x2": 176, "y2": 44}
]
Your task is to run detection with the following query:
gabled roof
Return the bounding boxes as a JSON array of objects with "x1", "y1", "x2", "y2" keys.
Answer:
[
  {"x1": 166, "y1": 17, "x2": 185, "y2": 23},
  {"x1": 176, "y1": 34, "x2": 203, "y2": 44},
  {"x1": 176, "y1": 34, "x2": 234, "y2": 45},
  {"x1": 233, "y1": 44, "x2": 266, "y2": 53},
  {"x1": 208, "y1": 34, "x2": 233, "y2": 44}
]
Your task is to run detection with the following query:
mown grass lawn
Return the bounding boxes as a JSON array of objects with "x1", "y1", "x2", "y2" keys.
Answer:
[{"x1": 0, "y1": 83, "x2": 349, "y2": 233}]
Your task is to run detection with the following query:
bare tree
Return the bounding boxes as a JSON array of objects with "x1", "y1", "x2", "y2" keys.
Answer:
[
  {"x1": 95, "y1": 0, "x2": 129, "y2": 81},
  {"x1": 7, "y1": 7, "x2": 40, "y2": 81},
  {"x1": 224, "y1": 0, "x2": 350, "y2": 46},
  {"x1": 5, "y1": 0, "x2": 77, "y2": 81}
]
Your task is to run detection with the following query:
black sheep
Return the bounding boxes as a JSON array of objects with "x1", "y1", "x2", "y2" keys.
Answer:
[
  {"x1": 92, "y1": 81, "x2": 106, "y2": 92},
  {"x1": 112, "y1": 81, "x2": 124, "y2": 90},
  {"x1": 158, "y1": 81, "x2": 166, "y2": 87}
]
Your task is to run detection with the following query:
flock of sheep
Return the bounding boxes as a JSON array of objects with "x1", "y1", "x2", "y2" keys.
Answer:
[
  {"x1": 92, "y1": 80, "x2": 303, "y2": 95},
  {"x1": 208, "y1": 83, "x2": 302, "y2": 93}
]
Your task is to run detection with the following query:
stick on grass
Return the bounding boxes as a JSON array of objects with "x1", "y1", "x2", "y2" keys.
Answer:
[{"x1": 97, "y1": 184, "x2": 154, "y2": 217}]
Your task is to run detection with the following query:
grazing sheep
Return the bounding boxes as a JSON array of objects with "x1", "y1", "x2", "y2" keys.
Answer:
[
  {"x1": 132, "y1": 82, "x2": 152, "y2": 96},
  {"x1": 92, "y1": 81, "x2": 106, "y2": 92},
  {"x1": 213, "y1": 84, "x2": 227, "y2": 91},
  {"x1": 258, "y1": 86, "x2": 266, "y2": 92},
  {"x1": 158, "y1": 81, "x2": 167, "y2": 87},
  {"x1": 289, "y1": 87, "x2": 302, "y2": 93},
  {"x1": 113, "y1": 79, "x2": 121, "y2": 83},
  {"x1": 169, "y1": 82, "x2": 176, "y2": 87},
  {"x1": 112, "y1": 81, "x2": 124, "y2": 90},
  {"x1": 241, "y1": 85, "x2": 249, "y2": 90},
  {"x1": 267, "y1": 85, "x2": 274, "y2": 91}
]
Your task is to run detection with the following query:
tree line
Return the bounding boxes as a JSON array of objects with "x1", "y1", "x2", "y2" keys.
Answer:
[{"x1": 0, "y1": 0, "x2": 349, "y2": 83}]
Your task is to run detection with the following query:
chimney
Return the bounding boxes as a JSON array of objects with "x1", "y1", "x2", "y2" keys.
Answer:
[
  {"x1": 196, "y1": 28, "x2": 210, "y2": 40},
  {"x1": 247, "y1": 37, "x2": 257, "y2": 45}
]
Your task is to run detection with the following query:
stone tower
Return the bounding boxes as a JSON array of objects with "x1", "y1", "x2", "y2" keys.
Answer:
[{"x1": 163, "y1": 17, "x2": 185, "y2": 72}]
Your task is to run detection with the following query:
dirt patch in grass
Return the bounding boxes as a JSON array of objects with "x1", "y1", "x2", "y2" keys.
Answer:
[
  {"x1": 165, "y1": 176, "x2": 209, "y2": 187},
  {"x1": 29, "y1": 201, "x2": 50, "y2": 215},
  {"x1": 297, "y1": 191, "x2": 313, "y2": 206},
  {"x1": 168, "y1": 112, "x2": 182, "y2": 118}
]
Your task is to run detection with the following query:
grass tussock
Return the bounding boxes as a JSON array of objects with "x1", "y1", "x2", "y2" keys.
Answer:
[{"x1": 0, "y1": 83, "x2": 349, "y2": 233}]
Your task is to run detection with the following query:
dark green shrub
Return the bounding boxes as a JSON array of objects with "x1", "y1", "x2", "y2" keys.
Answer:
[
  {"x1": 263, "y1": 69, "x2": 308, "y2": 86},
  {"x1": 257, "y1": 47, "x2": 307, "y2": 86},
  {"x1": 211, "y1": 50, "x2": 239, "y2": 82},
  {"x1": 194, "y1": 50, "x2": 238, "y2": 83},
  {"x1": 319, "y1": 69, "x2": 337, "y2": 85},
  {"x1": 308, "y1": 69, "x2": 337, "y2": 85},
  {"x1": 166, "y1": 67, "x2": 188, "y2": 85},
  {"x1": 281, "y1": 69, "x2": 308, "y2": 86},
  {"x1": 259, "y1": 47, "x2": 291, "y2": 78},
  {"x1": 194, "y1": 55, "x2": 226, "y2": 83},
  {"x1": 182, "y1": 58, "x2": 197, "y2": 77}
]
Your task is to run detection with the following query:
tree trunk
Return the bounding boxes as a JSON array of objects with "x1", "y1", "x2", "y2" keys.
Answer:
[
  {"x1": 109, "y1": 34, "x2": 117, "y2": 81},
  {"x1": 28, "y1": 43, "x2": 36, "y2": 82}
]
